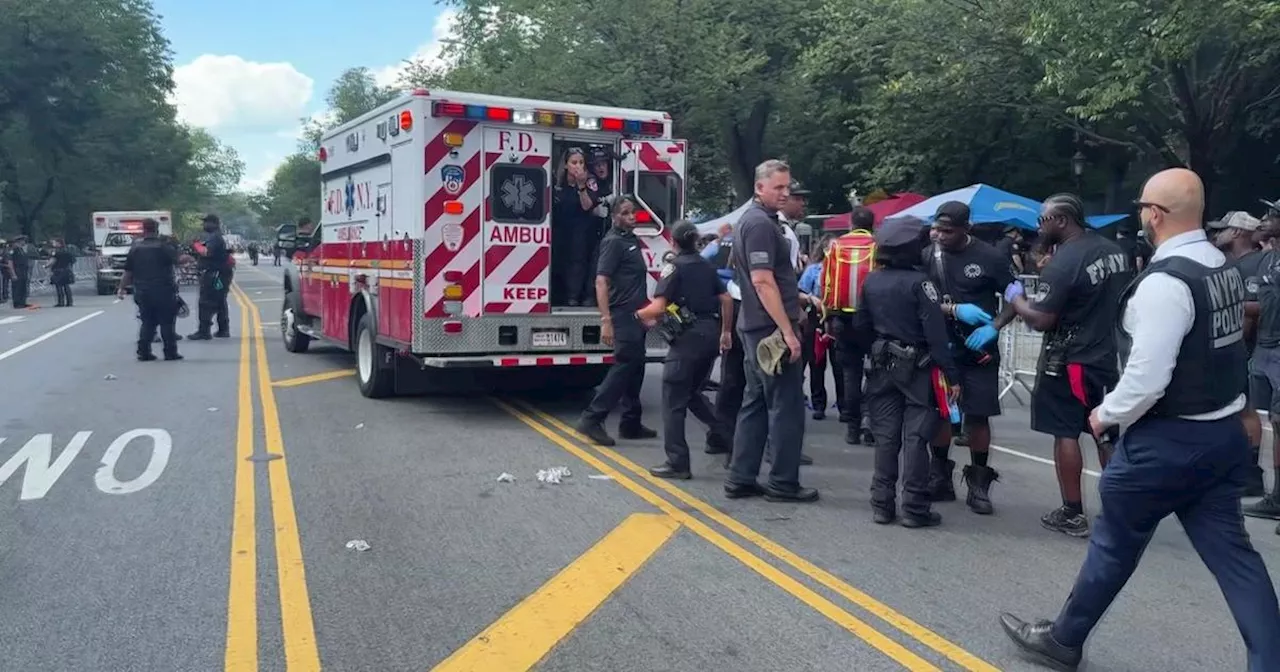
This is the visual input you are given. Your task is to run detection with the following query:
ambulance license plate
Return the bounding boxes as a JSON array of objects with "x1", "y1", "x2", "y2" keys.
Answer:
[{"x1": 531, "y1": 328, "x2": 569, "y2": 348}]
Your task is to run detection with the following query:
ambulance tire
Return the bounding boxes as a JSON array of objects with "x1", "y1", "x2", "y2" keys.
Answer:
[
  {"x1": 281, "y1": 292, "x2": 311, "y2": 353},
  {"x1": 355, "y1": 313, "x2": 395, "y2": 399}
]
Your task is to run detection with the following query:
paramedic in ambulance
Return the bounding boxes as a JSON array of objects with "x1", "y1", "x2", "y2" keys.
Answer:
[
  {"x1": 702, "y1": 221, "x2": 744, "y2": 458},
  {"x1": 576, "y1": 195, "x2": 658, "y2": 446},
  {"x1": 637, "y1": 220, "x2": 734, "y2": 480},
  {"x1": 1000, "y1": 169, "x2": 1280, "y2": 672},
  {"x1": 553, "y1": 147, "x2": 602, "y2": 306},
  {"x1": 583, "y1": 147, "x2": 615, "y2": 307},
  {"x1": 828, "y1": 206, "x2": 877, "y2": 446},
  {"x1": 922, "y1": 202, "x2": 1015, "y2": 515},
  {"x1": 724, "y1": 159, "x2": 819, "y2": 504},
  {"x1": 1007, "y1": 194, "x2": 1131, "y2": 539}
]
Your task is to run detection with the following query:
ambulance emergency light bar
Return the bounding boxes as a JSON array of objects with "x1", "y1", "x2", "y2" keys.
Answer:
[{"x1": 431, "y1": 102, "x2": 665, "y2": 136}]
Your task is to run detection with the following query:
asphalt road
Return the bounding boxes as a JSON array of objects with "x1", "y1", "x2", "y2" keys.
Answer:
[{"x1": 2, "y1": 261, "x2": 1278, "y2": 672}]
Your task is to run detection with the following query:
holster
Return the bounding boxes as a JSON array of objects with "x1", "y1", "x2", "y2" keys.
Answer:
[{"x1": 657, "y1": 303, "x2": 697, "y2": 344}]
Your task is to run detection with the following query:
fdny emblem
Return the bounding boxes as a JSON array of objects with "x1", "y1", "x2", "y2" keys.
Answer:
[
  {"x1": 1247, "y1": 278, "x2": 1260, "y2": 295},
  {"x1": 660, "y1": 262, "x2": 675, "y2": 278},
  {"x1": 921, "y1": 280, "x2": 940, "y2": 303},
  {"x1": 343, "y1": 176, "x2": 356, "y2": 218},
  {"x1": 441, "y1": 165, "x2": 465, "y2": 195},
  {"x1": 963, "y1": 263, "x2": 982, "y2": 279}
]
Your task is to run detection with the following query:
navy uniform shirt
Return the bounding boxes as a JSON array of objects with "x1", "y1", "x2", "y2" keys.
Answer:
[
  {"x1": 125, "y1": 235, "x2": 181, "y2": 297},
  {"x1": 923, "y1": 237, "x2": 1014, "y2": 343},
  {"x1": 853, "y1": 267, "x2": 960, "y2": 383},
  {"x1": 1254, "y1": 250, "x2": 1280, "y2": 349},
  {"x1": 1030, "y1": 232, "x2": 1131, "y2": 370},
  {"x1": 197, "y1": 231, "x2": 230, "y2": 273},
  {"x1": 732, "y1": 201, "x2": 801, "y2": 333},
  {"x1": 654, "y1": 251, "x2": 727, "y2": 317},
  {"x1": 596, "y1": 226, "x2": 648, "y2": 310}
]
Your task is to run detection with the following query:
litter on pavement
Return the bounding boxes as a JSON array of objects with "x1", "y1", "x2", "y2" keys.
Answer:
[
  {"x1": 587, "y1": 474, "x2": 614, "y2": 481},
  {"x1": 207, "y1": 407, "x2": 219, "y2": 412},
  {"x1": 536, "y1": 466, "x2": 572, "y2": 484},
  {"x1": 345, "y1": 539, "x2": 371, "y2": 552},
  {"x1": 103, "y1": 374, "x2": 117, "y2": 380},
  {"x1": 496, "y1": 473, "x2": 516, "y2": 483},
  {"x1": 354, "y1": 423, "x2": 365, "y2": 429}
]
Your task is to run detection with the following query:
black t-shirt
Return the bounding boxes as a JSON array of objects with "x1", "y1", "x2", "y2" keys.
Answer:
[
  {"x1": 733, "y1": 201, "x2": 801, "y2": 333},
  {"x1": 596, "y1": 227, "x2": 648, "y2": 310},
  {"x1": 555, "y1": 182, "x2": 601, "y2": 236},
  {"x1": 1254, "y1": 250, "x2": 1280, "y2": 349},
  {"x1": 655, "y1": 251, "x2": 727, "y2": 316},
  {"x1": 923, "y1": 238, "x2": 1015, "y2": 331},
  {"x1": 197, "y1": 232, "x2": 229, "y2": 272},
  {"x1": 1235, "y1": 249, "x2": 1267, "y2": 300},
  {"x1": 1030, "y1": 232, "x2": 1132, "y2": 369},
  {"x1": 51, "y1": 249, "x2": 75, "y2": 270},
  {"x1": 125, "y1": 236, "x2": 181, "y2": 296}
]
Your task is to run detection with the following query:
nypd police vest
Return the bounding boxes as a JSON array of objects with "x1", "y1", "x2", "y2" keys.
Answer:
[
  {"x1": 711, "y1": 237, "x2": 734, "y2": 270},
  {"x1": 1116, "y1": 256, "x2": 1247, "y2": 418}
]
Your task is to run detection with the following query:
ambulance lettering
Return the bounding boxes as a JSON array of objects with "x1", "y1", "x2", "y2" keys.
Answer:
[
  {"x1": 488, "y1": 224, "x2": 550, "y2": 245},
  {"x1": 502, "y1": 285, "x2": 548, "y2": 302},
  {"x1": 336, "y1": 225, "x2": 364, "y2": 242},
  {"x1": 496, "y1": 131, "x2": 535, "y2": 153},
  {"x1": 325, "y1": 176, "x2": 375, "y2": 218}
]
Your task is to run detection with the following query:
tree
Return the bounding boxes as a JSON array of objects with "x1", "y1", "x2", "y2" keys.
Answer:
[
  {"x1": 300, "y1": 67, "x2": 399, "y2": 147},
  {"x1": 255, "y1": 153, "x2": 320, "y2": 229}
]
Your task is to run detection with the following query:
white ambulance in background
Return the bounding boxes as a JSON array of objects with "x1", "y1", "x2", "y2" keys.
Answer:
[
  {"x1": 91, "y1": 210, "x2": 172, "y2": 295},
  {"x1": 276, "y1": 88, "x2": 687, "y2": 397}
]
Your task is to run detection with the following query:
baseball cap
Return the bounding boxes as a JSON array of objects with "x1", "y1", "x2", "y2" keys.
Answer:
[
  {"x1": 1210, "y1": 211, "x2": 1262, "y2": 232},
  {"x1": 934, "y1": 201, "x2": 971, "y2": 227},
  {"x1": 789, "y1": 180, "x2": 811, "y2": 196},
  {"x1": 1262, "y1": 198, "x2": 1279, "y2": 214},
  {"x1": 588, "y1": 147, "x2": 610, "y2": 164}
]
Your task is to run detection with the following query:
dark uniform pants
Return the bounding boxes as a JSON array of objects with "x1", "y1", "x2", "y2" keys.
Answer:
[
  {"x1": 582, "y1": 309, "x2": 646, "y2": 428},
  {"x1": 727, "y1": 325, "x2": 806, "y2": 493},
  {"x1": 710, "y1": 300, "x2": 746, "y2": 446},
  {"x1": 137, "y1": 292, "x2": 179, "y2": 357},
  {"x1": 197, "y1": 270, "x2": 230, "y2": 334},
  {"x1": 661, "y1": 320, "x2": 724, "y2": 470},
  {"x1": 1052, "y1": 416, "x2": 1280, "y2": 668},
  {"x1": 865, "y1": 364, "x2": 938, "y2": 516},
  {"x1": 802, "y1": 312, "x2": 835, "y2": 412},
  {"x1": 11, "y1": 273, "x2": 29, "y2": 308},
  {"x1": 1, "y1": 271, "x2": 10, "y2": 301},
  {"x1": 565, "y1": 230, "x2": 597, "y2": 305}
]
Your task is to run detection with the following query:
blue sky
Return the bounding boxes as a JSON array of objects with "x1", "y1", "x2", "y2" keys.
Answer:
[{"x1": 154, "y1": 0, "x2": 456, "y2": 190}]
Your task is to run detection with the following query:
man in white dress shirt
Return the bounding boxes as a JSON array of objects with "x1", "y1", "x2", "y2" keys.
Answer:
[{"x1": 999, "y1": 169, "x2": 1280, "y2": 671}]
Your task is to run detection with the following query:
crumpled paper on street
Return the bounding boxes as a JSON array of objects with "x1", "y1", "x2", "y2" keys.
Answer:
[
  {"x1": 345, "y1": 539, "x2": 371, "y2": 552},
  {"x1": 536, "y1": 466, "x2": 572, "y2": 484},
  {"x1": 496, "y1": 472, "x2": 516, "y2": 483}
]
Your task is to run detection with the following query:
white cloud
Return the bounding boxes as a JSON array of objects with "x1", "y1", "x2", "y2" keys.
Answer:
[
  {"x1": 373, "y1": 9, "x2": 461, "y2": 88},
  {"x1": 239, "y1": 163, "x2": 277, "y2": 192},
  {"x1": 173, "y1": 55, "x2": 315, "y2": 131}
]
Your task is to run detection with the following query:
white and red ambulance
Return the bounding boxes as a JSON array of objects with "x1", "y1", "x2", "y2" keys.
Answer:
[
  {"x1": 91, "y1": 210, "x2": 173, "y2": 295},
  {"x1": 276, "y1": 89, "x2": 687, "y2": 397}
]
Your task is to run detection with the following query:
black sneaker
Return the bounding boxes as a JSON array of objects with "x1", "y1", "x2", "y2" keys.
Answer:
[
  {"x1": 763, "y1": 486, "x2": 819, "y2": 503},
  {"x1": 575, "y1": 422, "x2": 615, "y2": 446},
  {"x1": 164, "y1": 354, "x2": 184, "y2": 361},
  {"x1": 214, "y1": 331, "x2": 231, "y2": 339},
  {"x1": 136, "y1": 353, "x2": 157, "y2": 362},
  {"x1": 649, "y1": 464, "x2": 691, "y2": 480},
  {"x1": 901, "y1": 510, "x2": 942, "y2": 528},
  {"x1": 618, "y1": 424, "x2": 657, "y2": 440},
  {"x1": 187, "y1": 332, "x2": 212, "y2": 341},
  {"x1": 1243, "y1": 492, "x2": 1280, "y2": 520},
  {"x1": 1041, "y1": 506, "x2": 1090, "y2": 538}
]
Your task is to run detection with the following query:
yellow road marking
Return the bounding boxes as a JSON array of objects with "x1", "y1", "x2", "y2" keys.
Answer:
[
  {"x1": 272, "y1": 369, "x2": 357, "y2": 388},
  {"x1": 431, "y1": 513, "x2": 680, "y2": 672},
  {"x1": 516, "y1": 401, "x2": 999, "y2": 672},
  {"x1": 490, "y1": 399, "x2": 942, "y2": 671},
  {"x1": 225, "y1": 290, "x2": 257, "y2": 671},
  {"x1": 236, "y1": 284, "x2": 323, "y2": 671}
]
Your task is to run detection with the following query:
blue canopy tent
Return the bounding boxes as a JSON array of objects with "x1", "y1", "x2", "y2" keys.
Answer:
[{"x1": 892, "y1": 183, "x2": 1125, "y2": 230}]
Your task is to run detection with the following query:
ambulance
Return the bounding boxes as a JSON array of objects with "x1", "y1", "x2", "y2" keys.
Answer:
[
  {"x1": 275, "y1": 89, "x2": 686, "y2": 397},
  {"x1": 91, "y1": 210, "x2": 172, "y2": 295}
]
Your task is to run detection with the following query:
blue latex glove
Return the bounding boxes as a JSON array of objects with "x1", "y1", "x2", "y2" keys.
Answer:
[
  {"x1": 1004, "y1": 281, "x2": 1025, "y2": 303},
  {"x1": 965, "y1": 324, "x2": 999, "y2": 351},
  {"x1": 953, "y1": 303, "x2": 993, "y2": 326}
]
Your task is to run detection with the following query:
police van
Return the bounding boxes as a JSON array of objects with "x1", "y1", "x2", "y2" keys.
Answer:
[{"x1": 276, "y1": 89, "x2": 687, "y2": 397}]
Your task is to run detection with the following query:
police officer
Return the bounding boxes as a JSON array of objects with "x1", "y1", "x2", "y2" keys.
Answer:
[
  {"x1": 117, "y1": 218, "x2": 187, "y2": 361},
  {"x1": 576, "y1": 195, "x2": 657, "y2": 445},
  {"x1": 922, "y1": 202, "x2": 1014, "y2": 515},
  {"x1": 1000, "y1": 168, "x2": 1280, "y2": 672},
  {"x1": 0, "y1": 238, "x2": 12, "y2": 303},
  {"x1": 637, "y1": 221, "x2": 733, "y2": 479},
  {"x1": 9, "y1": 235, "x2": 32, "y2": 309},
  {"x1": 852, "y1": 215, "x2": 958, "y2": 527},
  {"x1": 189, "y1": 214, "x2": 232, "y2": 340}
]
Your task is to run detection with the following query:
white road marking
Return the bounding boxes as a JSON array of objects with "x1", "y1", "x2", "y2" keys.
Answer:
[
  {"x1": 0, "y1": 311, "x2": 103, "y2": 363},
  {"x1": 95, "y1": 429, "x2": 171, "y2": 495},
  {"x1": 0, "y1": 316, "x2": 26, "y2": 325},
  {"x1": 252, "y1": 298, "x2": 279, "y2": 303},
  {"x1": 0, "y1": 432, "x2": 92, "y2": 500},
  {"x1": 990, "y1": 443, "x2": 1102, "y2": 478}
]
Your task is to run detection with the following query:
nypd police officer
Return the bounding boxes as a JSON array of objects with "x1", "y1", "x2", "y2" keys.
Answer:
[
  {"x1": 189, "y1": 214, "x2": 232, "y2": 340},
  {"x1": 117, "y1": 218, "x2": 189, "y2": 361},
  {"x1": 851, "y1": 216, "x2": 959, "y2": 528},
  {"x1": 1000, "y1": 169, "x2": 1280, "y2": 671},
  {"x1": 637, "y1": 221, "x2": 734, "y2": 479},
  {"x1": 576, "y1": 195, "x2": 658, "y2": 446}
]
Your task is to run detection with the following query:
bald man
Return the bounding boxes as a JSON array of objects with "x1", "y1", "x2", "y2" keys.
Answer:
[{"x1": 1000, "y1": 169, "x2": 1280, "y2": 671}]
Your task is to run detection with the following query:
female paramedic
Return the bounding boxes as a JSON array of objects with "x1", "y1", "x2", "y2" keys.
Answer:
[{"x1": 636, "y1": 221, "x2": 734, "y2": 479}]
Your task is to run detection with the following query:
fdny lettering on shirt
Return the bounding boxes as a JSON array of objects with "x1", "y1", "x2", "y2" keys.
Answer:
[
  {"x1": 1206, "y1": 267, "x2": 1246, "y2": 348},
  {"x1": 1084, "y1": 252, "x2": 1130, "y2": 286}
]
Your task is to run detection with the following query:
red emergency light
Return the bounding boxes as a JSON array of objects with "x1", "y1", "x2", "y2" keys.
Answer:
[
  {"x1": 635, "y1": 210, "x2": 652, "y2": 224},
  {"x1": 318, "y1": 147, "x2": 328, "y2": 162},
  {"x1": 431, "y1": 102, "x2": 665, "y2": 136},
  {"x1": 120, "y1": 220, "x2": 144, "y2": 232}
]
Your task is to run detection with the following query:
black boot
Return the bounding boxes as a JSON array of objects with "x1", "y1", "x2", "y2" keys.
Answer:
[
  {"x1": 963, "y1": 464, "x2": 999, "y2": 515},
  {"x1": 928, "y1": 458, "x2": 957, "y2": 502}
]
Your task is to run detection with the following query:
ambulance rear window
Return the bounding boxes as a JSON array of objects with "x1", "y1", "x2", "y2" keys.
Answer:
[{"x1": 490, "y1": 164, "x2": 547, "y2": 224}]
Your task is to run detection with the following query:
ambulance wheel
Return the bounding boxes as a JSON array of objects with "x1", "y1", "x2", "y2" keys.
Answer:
[
  {"x1": 281, "y1": 293, "x2": 311, "y2": 353},
  {"x1": 355, "y1": 313, "x2": 394, "y2": 399}
]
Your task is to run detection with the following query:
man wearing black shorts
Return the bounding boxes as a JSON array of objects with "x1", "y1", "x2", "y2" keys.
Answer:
[
  {"x1": 1245, "y1": 205, "x2": 1280, "y2": 526},
  {"x1": 923, "y1": 202, "x2": 1017, "y2": 514},
  {"x1": 1009, "y1": 194, "x2": 1132, "y2": 538}
]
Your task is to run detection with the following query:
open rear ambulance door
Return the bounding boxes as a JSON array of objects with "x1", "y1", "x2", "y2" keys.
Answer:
[
  {"x1": 619, "y1": 139, "x2": 686, "y2": 292},
  {"x1": 481, "y1": 127, "x2": 554, "y2": 315}
]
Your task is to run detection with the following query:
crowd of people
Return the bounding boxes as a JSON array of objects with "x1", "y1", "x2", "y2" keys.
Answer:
[{"x1": 571, "y1": 158, "x2": 1280, "y2": 669}]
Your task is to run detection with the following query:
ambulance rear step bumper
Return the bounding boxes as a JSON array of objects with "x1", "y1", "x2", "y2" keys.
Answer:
[{"x1": 414, "y1": 348, "x2": 667, "y2": 368}]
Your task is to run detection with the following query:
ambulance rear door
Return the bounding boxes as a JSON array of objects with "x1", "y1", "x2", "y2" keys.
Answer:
[
  {"x1": 619, "y1": 139, "x2": 686, "y2": 293},
  {"x1": 481, "y1": 127, "x2": 554, "y2": 315}
]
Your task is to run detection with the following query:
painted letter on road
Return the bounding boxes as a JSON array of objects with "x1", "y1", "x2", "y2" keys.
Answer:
[
  {"x1": 0, "y1": 432, "x2": 92, "y2": 500},
  {"x1": 95, "y1": 429, "x2": 172, "y2": 495}
]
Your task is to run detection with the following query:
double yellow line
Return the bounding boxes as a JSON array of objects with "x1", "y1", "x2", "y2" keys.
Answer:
[
  {"x1": 226, "y1": 284, "x2": 321, "y2": 671},
  {"x1": 496, "y1": 399, "x2": 1001, "y2": 672}
]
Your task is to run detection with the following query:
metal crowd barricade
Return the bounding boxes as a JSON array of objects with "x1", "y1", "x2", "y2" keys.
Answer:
[
  {"x1": 996, "y1": 274, "x2": 1042, "y2": 405},
  {"x1": 24, "y1": 256, "x2": 99, "y2": 295}
]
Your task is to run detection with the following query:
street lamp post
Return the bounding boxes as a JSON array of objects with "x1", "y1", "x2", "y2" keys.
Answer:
[{"x1": 1071, "y1": 150, "x2": 1086, "y2": 195}]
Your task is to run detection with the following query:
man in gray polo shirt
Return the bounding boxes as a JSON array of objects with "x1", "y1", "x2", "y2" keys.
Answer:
[{"x1": 724, "y1": 159, "x2": 819, "y2": 503}]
